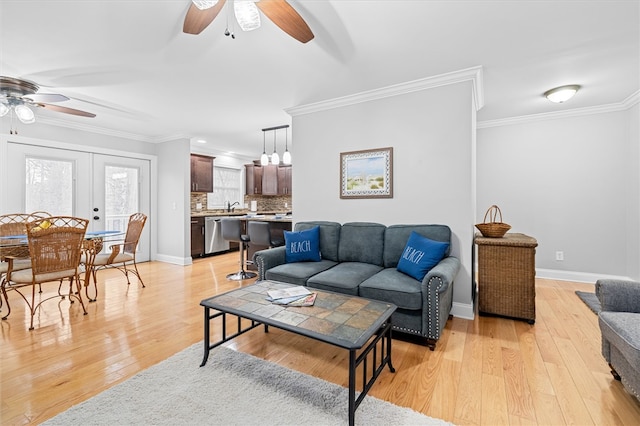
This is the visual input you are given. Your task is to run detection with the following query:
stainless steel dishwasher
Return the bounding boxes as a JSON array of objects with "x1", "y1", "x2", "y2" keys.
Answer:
[{"x1": 204, "y1": 216, "x2": 230, "y2": 254}]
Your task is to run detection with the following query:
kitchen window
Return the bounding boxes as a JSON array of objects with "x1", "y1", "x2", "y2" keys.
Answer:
[{"x1": 207, "y1": 166, "x2": 241, "y2": 209}]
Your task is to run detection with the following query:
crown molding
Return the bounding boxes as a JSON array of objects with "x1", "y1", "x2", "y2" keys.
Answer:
[
  {"x1": 477, "y1": 90, "x2": 640, "y2": 129},
  {"x1": 35, "y1": 115, "x2": 159, "y2": 142},
  {"x1": 286, "y1": 66, "x2": 484, "y2": 117}
]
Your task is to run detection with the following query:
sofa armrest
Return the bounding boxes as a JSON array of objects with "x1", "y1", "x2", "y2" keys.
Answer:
[
  {"x1": 595, "y1": 279, "x2": 640, "y2": 313},
  {"x1": 253, "y1": 246, "x2": 287, "y2": 281},
  {"x1": 420, "y1": 256, "x2": 461, "y2": 348},
  {"x1": 422, "y1": 256, "x2": 461, "y2": 294}
]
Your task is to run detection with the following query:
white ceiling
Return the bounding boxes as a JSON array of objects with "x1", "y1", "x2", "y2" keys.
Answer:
[{"x1": 1, "y1": 1, "x2": 638, "y2": 159}]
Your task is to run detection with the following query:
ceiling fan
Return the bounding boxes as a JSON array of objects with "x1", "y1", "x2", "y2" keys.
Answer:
[
  {"x1": 183, "y1": 0, "x2": 314, "y2": 43},
  {"x1": 0, "y1": 76, "x2": 96, "y2": 126}
]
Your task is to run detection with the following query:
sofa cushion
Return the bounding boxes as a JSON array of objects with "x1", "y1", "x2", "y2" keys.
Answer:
[
  {"x1": 307, "y1": 262, "x2": 383, "y2": 296},
  {"x1": 265, "y1": 260, "x2": 338, "y2": 286},
  {"x1": 384, "y1": 224, "x2": 451, "y2": 268},
  {"x1": 599, "y1": 311, "x2": 640, "y2": 371},
  {"x1": 338, "y1": 222, "x2": 385, "y2": 266},
  {"x1": 284, "y1": 226, "x2": 321, "y2": 263},
  {"x1": 295, "y1": 221, "x2": 341, "y2": 262},
  {"x1": 359, "y1": 268, "x2": 423, "y2": 310},
  {"x1": 396, "y1": 231, "x2": 449, "y2": 281}
]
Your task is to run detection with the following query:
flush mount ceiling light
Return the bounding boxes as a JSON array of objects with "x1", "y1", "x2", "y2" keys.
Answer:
[{"x1": 544, "y1": 85, "x2": 581, "y2": 103}]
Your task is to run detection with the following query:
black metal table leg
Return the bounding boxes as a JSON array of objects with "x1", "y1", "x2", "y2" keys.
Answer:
[
  {"x1": 387, "y1": 326, "x2": 395, "y2": 373},
  {"x1": 200, "y1": 306, "x2": 210, "y2": 367},
  {"x1": 348, "y1": 349, "x2": 356, "y2": 426}
]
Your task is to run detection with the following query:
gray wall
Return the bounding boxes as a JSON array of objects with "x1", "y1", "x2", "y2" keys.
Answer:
[
  {"x1": 156, "y1": 138, "x2": 192, "y2": 265},
  {"x1": 477, "y1": 105, "x2": 639, "y2": 281},
  {"x1": 289, "y1": 81, "x2": 477, "y2": 318}
]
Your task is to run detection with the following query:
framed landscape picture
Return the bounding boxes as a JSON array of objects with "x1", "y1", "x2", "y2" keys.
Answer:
[{"x1": 340, "y1": 147, "x2": 393, "y2": 199}]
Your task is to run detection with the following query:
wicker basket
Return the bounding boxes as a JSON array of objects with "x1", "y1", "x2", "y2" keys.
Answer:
[{"x1": 475, "y1": 205, "x2": 511, "y2": 238}]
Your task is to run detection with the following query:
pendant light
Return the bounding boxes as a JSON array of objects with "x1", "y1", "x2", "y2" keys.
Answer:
[
  {"x1": 260, "y1": 130, "x2": 269, "y2": 165},
  {"x1": 282, "y1": 126, "x2": 292, "y2": 165},
  {"x1": 271, "y1": 129, "x2": 280, "y2": 165}
]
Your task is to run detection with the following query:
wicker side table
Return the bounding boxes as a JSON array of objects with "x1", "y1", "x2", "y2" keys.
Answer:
[{"x1": 475, "y1": 232, "x2": 538, "y2": 323}]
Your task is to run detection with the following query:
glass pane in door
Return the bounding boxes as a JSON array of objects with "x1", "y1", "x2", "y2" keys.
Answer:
[
  {"x1": 25, "y1": 157, "x2": 73, "y2": 215},
  {"x1": 104, "y1": 165, "x2": 139, "y2": 233}
]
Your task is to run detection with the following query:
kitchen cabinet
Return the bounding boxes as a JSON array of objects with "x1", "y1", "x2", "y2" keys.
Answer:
[
  {"x1": 191, "y1": 154, "x2": 214, "y2": 193},
  {"x1": 245, "y1": 164, "x2": 263, "y2": 195},
  {"x1": 245, "y1": 163, "x2": 292, "y2": 196},
  {"x1": 191, "y1": 216, "x2": 205, "y2": 257},
  {"x1": 261, "y1": 165, "x2": 278, "y2": 195},
  {"x1": 277, "y1": 165, "x2": 292, "y2": 195}
]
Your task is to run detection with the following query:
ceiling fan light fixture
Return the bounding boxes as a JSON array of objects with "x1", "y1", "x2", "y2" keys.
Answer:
[
  {"x1": 14, "y1": 104, "x2": 35, "y2": 124},
  {"x1": 0, "y1": 102, "x2": 8, "y2": 117},
  {"x1": 544, "y1": 84, "x2": 580, "y2": 103},
  {"x1": 234, "y1": 1, "x2": 261, "y2": 32},
  {"x1": 192, "y1": 0, "x2": 219, "y2": 10}
]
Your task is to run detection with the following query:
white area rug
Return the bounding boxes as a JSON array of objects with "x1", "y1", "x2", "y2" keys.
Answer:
[{"x1": 43, "y1": 342, "x2": 451, "y2": 425}]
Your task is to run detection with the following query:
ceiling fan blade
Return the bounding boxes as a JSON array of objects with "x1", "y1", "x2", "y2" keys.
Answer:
[
  {"x1": 183, "y1": 0, "x2": 227, "y2": 35},
  {"x1": 37, "y1": 103, "x2": 96, "y2": 118},
  {"x1": 257, "y1": 0, "x2": 314, "y2": 43},
  {"x1": 24, "y1": 93, "x2": 70, "y2": 103}
]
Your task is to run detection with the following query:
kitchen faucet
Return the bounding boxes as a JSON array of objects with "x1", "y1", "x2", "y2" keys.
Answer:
[{"x1": 227, "y1": 201, "x2": 240, "y2": 212}]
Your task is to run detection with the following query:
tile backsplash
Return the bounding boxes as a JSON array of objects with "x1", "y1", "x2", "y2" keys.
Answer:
[
  {"x1": 190, "y1": 193, "x2": 291, "y2": 213},
  {"x1": 244, "y1": 195, "x2": 291, "y2": 212}
]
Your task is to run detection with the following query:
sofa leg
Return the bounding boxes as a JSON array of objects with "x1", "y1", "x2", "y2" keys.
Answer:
[
  {"x1": 609, "y1": 363, "x2": 621, "y2": 381},
  {"x1": 426, "y1": 338, "x2": 437, "y2": 351}
]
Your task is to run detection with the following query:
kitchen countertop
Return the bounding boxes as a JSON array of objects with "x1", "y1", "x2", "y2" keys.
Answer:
[{"x1": 191, "y1": 210, "x2": 292, "y2": 222}]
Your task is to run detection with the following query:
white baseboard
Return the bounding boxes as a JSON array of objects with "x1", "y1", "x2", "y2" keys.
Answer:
[
  {"x1": 535, "y1": 268, "x2": 632, "y2": 284},
  {"x1": 155, "y1": 254, "x2": 193, "y2": 266},
  {"x1": 451, "y1": 302, "x2": 475, "y2": 320}
]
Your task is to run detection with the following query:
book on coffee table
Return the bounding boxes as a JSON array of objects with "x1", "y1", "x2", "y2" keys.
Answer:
[
  {"x1": 286, "y1": 292, "x2": 317, "y2": 307},
  {"x1": 266, "y1": 286, "x2": 310, "y2": 301}
]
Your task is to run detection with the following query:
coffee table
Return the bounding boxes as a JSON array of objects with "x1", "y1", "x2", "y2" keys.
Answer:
[{"x1": 200, "y1": 280, "x2": 397, "y2": 426}]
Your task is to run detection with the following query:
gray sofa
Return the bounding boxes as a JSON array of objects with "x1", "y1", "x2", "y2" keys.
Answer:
[
  {"x1": 253, "y1": 221, "x2": 461, "y2": 350},
  {"x1": 596, "y1": 279, "x2": 640, "y2": 401}
]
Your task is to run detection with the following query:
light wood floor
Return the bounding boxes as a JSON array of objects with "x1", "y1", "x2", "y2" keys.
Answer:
[{"x1": 1, "y1": 252, "x2": 639, "y2": 425}]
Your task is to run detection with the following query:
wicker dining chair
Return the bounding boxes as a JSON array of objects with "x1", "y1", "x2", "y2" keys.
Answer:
[
  {"x1": 1, "y1": 216, "x2": 89, "y2": 330},
  {"x1": 85, "y1": 213, "x2": 147, "y2": 301},
  {"x1": 0, "y1": 213, "x2": 45, "y2": 310}
]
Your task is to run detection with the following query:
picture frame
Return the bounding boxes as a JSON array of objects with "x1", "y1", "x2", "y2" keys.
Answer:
[{"x1": 340, "y1": 147, "x2": 393, "y2": 199}]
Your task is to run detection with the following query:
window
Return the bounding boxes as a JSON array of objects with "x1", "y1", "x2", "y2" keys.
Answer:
[
  {"x1": 207, "y1": 166, "x2": 241, "y2": 209},
  {"x1": 104, "y1": 165, "x2": 139, "y2": 233},
  {"x1": 25, "y1": 157, "x2": 73, "y2": 215}
]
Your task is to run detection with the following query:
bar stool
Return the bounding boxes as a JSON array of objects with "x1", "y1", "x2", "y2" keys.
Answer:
[
  {"x1": 247, "y1": 221, "x2": 285, "y2": 249},
  {"x1": 221, "y1": 218, "x2": 256, "y2": 280}
]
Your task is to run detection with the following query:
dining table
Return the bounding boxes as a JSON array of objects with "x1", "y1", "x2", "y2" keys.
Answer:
[{"x1": 0, "y1": 229, "x2": 124, "y2": 284}]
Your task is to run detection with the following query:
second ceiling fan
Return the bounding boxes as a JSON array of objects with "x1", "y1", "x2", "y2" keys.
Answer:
[{"x1": 183, "y1": 0, "x2": 314, "y2": 43}]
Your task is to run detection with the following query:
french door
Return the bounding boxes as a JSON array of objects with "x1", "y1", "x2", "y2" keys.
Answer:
[{"x1": 5, "y1": 143, "x2": 151, "y2": 261}]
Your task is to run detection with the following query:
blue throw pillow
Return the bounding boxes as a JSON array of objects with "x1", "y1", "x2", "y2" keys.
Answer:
[
  {"x1": 284, "y1": 226, "x2": 321, "y2": 263},
  {"x1": 397, "y1": 231, "x2": 449, "y2": 281}
]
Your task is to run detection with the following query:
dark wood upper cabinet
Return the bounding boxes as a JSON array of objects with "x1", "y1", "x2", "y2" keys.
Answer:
[
  {"x1": 245, "y1": 163, "x2": 292, "y2": 196},
  {"x1": 191, "y1": 154, "x2": 214, "y2": 193},
  {"x1": 277, "y1": 165, "x2": 292, "y2": 195},
  {"x1": 261, "y1": 165, "x2": 278, "y2": 195},
  {"x1": 245, "y1": 164, "x2": 263, "y2": 195}
]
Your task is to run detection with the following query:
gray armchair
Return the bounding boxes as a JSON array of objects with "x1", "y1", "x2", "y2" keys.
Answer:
[{"x1": 595, "y1": 279, "x2": 640, "y2": 401}]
